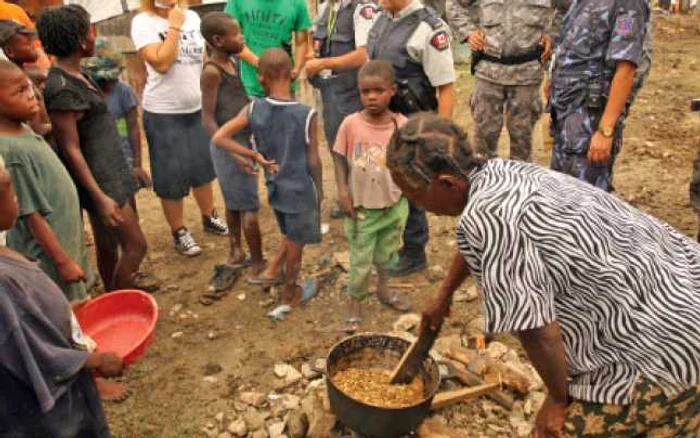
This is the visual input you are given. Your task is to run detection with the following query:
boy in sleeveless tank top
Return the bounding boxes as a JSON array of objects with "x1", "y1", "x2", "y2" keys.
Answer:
[
  {"x1": 201, "y1": 13, "x2": 265, "y2": 296},
  {"x1": 213, "y1": 48, "x2": 323, "y2": 308}
]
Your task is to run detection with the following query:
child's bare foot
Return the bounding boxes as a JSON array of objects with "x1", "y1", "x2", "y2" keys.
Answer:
[
  {"x1": 343, "y1": 299, "x2": 363, "y2": 333},
  {"x1": 95, "y1": 377, "x2": 129, "y2": 402},
  {"x1": 376, "y1": 290, "x2": 412, "y2": 313},
  {"x1": 281, "y1": 284, "x2": 303, "y2": 307},
  {"x1": 247, "y1": 264, "x2": 283, "y2": 285}
]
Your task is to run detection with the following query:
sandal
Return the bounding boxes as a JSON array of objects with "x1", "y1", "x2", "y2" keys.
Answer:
[
  {"x1": 133, "y1": 272, "x2": 160, "y2": 293},
  {"x1": 209, "y1": 264, "x2": 240, "y2": 292},
  {"x1": 377, "y1": 293, "x2": 412, "y2": 313},
  {"x1": 247, "y1": 274, "x2": 284, "y2": 286},
  {"x1": 199, "y1": 289, "x2": 229, "y2": 306},
  {"x1": 343, "y1": 317, "x2": 363, "y2": 334},
  {"x1": 228, "y1": 256, "x2": 253, "y2": 270}
]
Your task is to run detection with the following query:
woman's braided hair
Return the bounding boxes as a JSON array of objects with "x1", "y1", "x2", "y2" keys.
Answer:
[
  {"x1": 36, "y1": 5, "x2": 91, "y2": 58},
  {"x1": 387, "y1": 113, "x2": 486, "y2": 189}
]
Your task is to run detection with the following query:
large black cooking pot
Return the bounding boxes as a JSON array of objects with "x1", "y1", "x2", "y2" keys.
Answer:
[{"x1": 325, "y1": 334, "x2": 441, "y2": 438}]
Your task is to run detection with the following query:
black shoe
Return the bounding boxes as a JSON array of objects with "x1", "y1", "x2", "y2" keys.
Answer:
[
  {"x1": 386, "y1": 255, "x2": 427, "y2": 278},
  {"x1": 203, "y1": 211, "x2": 229, "y2": 236}
]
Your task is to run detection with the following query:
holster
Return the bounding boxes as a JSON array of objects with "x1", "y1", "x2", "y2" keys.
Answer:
[{"x1": 390, "y1": 79, "x2": 438, "y2": 114}]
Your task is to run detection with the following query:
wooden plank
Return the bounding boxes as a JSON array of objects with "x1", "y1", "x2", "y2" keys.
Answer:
[
  {"x1": 430, "y1": 383, "x2": 500, "y2": 411},
  {"x1": 444, "y1": 359, "x2": 514, "y2": 410}
]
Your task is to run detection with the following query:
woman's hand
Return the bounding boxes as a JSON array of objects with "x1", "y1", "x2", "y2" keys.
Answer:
[
  {"x1": 533, "y1": 394, "x2": 568, "y2": 438},
  {"x1": 98, "y1": 196, "x2": 124, "y2": 227},
  {"x1": 168, "y1": 5, "x2": 186, "y2": 30}
]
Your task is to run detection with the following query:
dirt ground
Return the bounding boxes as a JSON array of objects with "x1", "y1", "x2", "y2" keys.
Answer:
[{"x1": 104, "y1": 14, "x2": 700, "y2": 437}]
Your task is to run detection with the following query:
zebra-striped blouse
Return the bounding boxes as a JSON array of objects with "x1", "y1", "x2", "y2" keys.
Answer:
[{"x1": 457, "y1": 159, "x2": 700, "y2": 405}]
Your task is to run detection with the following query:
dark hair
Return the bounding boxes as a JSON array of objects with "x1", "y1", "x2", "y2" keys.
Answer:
[
  {"x1": 201, "y1": 12, "x2": 238, "y2": 46},
  {"x1": 36, "y1": 5, "x2": 91, "y2": 58},
  {"x1": 258, "y1": 47, "x2": 292, "y2": 80},
  {"x1": 387, "y1": 113, "x2": 486, "y2": 189},
  {"x1": 358, "y1": 59, "x2": 395, "y2": 84}
]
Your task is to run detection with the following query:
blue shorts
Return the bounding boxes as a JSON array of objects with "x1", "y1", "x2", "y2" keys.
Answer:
[{"x1": 274, "y1": 207, "x2": 321, "y2": 245}]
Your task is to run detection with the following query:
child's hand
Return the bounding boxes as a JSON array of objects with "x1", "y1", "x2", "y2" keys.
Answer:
[
  {"x1": 339, "y1": 191, "x2": 355, "y2": 218},
  {"x1": 57, "y1": 258, "x2": 87, "y2": 284},
  {"x1": 133, "y1": 167, "x2": 152, "y2": 189},
  {"x1": 254, "y1": 153, "x2": 278, "y2": 174},
  {"x1": 97, "y1": 352, "x2": 125, "y2": 378},
  {"x1": 98, "y1": 196, "x2": 125, "y2": 227},
  {"x1": 233, "y1": 154, "x2": 257, "y2": 175}
]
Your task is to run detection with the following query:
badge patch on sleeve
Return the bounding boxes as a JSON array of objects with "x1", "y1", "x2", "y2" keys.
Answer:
[
  {"x1": 430, "y1": 30, "x2": 450, "y2": 51},
  {"x1": 616, "y1": 16, "x2": 634, "y2": 37},
  {"x1": 359, "y1": 4, "x2": 377, "y2": 20}
]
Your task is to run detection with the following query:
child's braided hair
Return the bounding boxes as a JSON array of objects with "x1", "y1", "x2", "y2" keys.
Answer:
[
  {"x1": 36, "y1": 5, "x2": 91, "y2": 58},
  {"x1": 387, "y1": 113, "x2": 486, "y2": 189}
]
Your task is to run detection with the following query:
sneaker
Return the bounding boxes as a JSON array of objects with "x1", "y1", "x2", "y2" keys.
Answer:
[
  {"x1": 174, "y1": 227, "x2": 202, "y2": 256},
  {"x1": 386, "y1": 255, "x2": 427, "y2": 278},
  {"x1": 203, "y1": 211, "x2": 229, "y2": 236}
]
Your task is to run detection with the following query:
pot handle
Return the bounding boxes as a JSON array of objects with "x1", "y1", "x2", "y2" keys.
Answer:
[{"x1": 307, "y1": 355, "x2": 328, "y2": 375}]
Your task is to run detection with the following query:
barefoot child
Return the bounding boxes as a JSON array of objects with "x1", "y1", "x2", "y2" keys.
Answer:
[
  {"x1": 0, "y1": 60, "x2": 89, "y2": 303},
  {"x1": 200, "y1": 12, "x2": 264, "y2": 292},
  {"x1": 38, "y1": 5, "x2": 147, "y2": 292},
  {"x1": 213, "y1": 48, "x2": 323, "y2": 307},
  {"x1": 333, "y1": 60, "x2": 411, "y2": 333},
  {"x1": 0, "y1": 164, "x2": 124, "y2": 437}
]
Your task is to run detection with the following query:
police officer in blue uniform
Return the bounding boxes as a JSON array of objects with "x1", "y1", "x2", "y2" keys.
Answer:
[
  {"x1": 549, "y1": 0, "x2": 650, "y2": 192},
  {"x1": 306, "y1": 0, "x2": 379, "y2": 218},
  {"x1": 367, "y1": 0, "x2": 456, "y2": 276}
]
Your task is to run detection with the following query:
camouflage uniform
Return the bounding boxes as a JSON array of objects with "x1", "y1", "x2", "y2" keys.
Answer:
[
  {"x1": 549, "y1": 0, "x2": 650, "y2": 192},
  {"x1": 422, "y1": 0, "x2": 447, "y2": 19},
  {"x1": 448, "y1": 0, "x2": 555, "y2": 162}
]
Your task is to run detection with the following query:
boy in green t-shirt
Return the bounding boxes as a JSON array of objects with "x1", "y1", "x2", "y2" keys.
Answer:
[{"x1": 224, "y1": 0, "x2": 312, "y2": 97}]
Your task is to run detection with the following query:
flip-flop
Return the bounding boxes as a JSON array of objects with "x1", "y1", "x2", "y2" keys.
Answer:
[
  {"x1": 377, "y1": 294, "x2": 412, "y2": 313},
  {"x1": 228, "y1": 257, "x2": 253, "y2": 270},
  {"x1": 299, "y1": 278, "x2": 319, "y2": 306},
  {"x1": 247, "y1": 274, "x2": 284, "y2": 286},
  {"x1": 209, "y1": 264, "x2": 240, "y2": 292},
  {"x1": 343, "y1": 317, "x2": 363, "y2": 334},
  {"x1": 267, "y1": 305, "x2": 292, "y2": 321}
]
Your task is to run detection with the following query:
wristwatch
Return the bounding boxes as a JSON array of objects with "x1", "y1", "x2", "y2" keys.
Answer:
[{"x1": 598, "y1": 125, "x2": 615, "y2": 138}]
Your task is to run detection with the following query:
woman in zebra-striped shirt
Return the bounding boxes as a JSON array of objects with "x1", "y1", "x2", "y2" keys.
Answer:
[{"x1": 388, "y1": 114, "x2": 700, "y2": 438}]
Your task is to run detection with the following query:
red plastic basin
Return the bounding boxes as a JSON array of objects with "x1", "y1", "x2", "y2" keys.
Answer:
[{"x1": 75, "y1": 289, "x2": 158, "y2": 365}]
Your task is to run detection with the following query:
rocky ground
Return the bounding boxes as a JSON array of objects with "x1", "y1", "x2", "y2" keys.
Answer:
[{"x1": 103, "y1": 13, "x2": 700, "y2": 438}]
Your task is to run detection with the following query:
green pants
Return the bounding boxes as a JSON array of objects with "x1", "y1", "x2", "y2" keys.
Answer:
[{"x1": 344, "y1": 198, "x2": 409, "y2": 301}]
